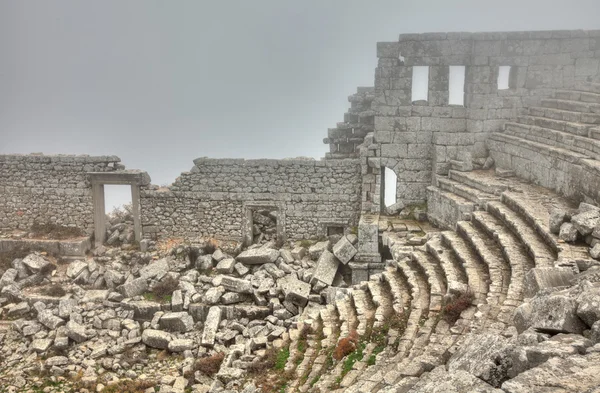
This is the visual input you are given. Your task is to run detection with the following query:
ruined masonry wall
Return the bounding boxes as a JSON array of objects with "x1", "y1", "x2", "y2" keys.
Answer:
[
  {"x1": 366, "y1": 30, "x2": 600, "y2": 212},
  {"x1": 0, "y1": 154, "x2": 121, "y2": 232},
  {"x1": 140, "y1": 158, "x2": 362, "y2": 242}
]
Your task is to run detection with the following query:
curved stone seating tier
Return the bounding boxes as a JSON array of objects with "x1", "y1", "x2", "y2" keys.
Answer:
[
  {"x1": 351, "y1": 286, "x2": 377, "y2": 337},
  {"x1": 425, "y1": 236, "x2": 469, "y2": 296},
  {"x1": 486, "y1": 200, "x2": 556, "y2": 268},
  {"x1": 367, "y1": 276, "x2": 395, "y2": 330},
  {"x1": 471, "y1": 211, "x2": 532, "y2": 324},
  {"x1": 440, "y1": 231, "x2": 490, "y2": 305},
  {"x1": 456, "y1": 220, "x2": 510, "y2": 309}
]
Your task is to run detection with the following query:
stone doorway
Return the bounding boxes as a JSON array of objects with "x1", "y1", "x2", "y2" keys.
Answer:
[
  {"x1": 88, "y1": 171, "x2": 149, "y2": 247},
  {"x1": 242, "y1": 202, "x2": 285, "y2": 247}
]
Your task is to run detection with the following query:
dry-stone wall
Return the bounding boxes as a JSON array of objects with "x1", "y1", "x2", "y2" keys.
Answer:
[
  {"x1": 140, "y1": 158, "x2": 361, "y2": 242},
  {"x1": 0, "y1": 154, "x2": 122, "y2": 232},
  {"x1": 365, "y1": 30, "x2": 600, "y2": 212}
]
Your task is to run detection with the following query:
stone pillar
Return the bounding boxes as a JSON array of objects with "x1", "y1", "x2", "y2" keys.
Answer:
[
  {"x1": 92, "y1": 183, "x2": 106, "y2": 247},
  {"x1": 131, "y1": 184, "x2": 142, "y2": 242}
]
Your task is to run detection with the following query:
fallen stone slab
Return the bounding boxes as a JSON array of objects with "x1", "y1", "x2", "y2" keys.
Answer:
[
  {"x1": 278, "y1": 276, "x2": 311, "y2": 307},
  {"x1": 37, "y1": 309, "x2": 65, "y2": 330},
  {"x1": 312, "y1": 250, "x2": 340, "y2": 286},
  {"x1": 81, "y1": 290, "x2": 109, "y2": 303},
  {"x1": 130, "y1": 301, "x2": 161, "y2": 321},
  {"x1": 333, "y1": 236, "x2": 358, "y2": 265},
  {"x1": 201, "y1": 306, "x2": 221, "y2": 347},
  {"x1": 66, "y1": 260, "x2": 88, "y2": 279},
  {"x1": 514, "y1": 293, "x2": 587, "y2": 334},
  {"x1": 308, "y1": 241, "x2": 330, "y2": 260},
  {"x1": 572, "y1": 210, "x2": 600, "y2": 236},
  {"x1": 139, "y1": 258, "x2": 169, "y2": 280},
  {"x1": 215, "y1": 275, "x2": 253, "y2": 294},
  {"x1": 142, "y1": 329, "x2": 172, "y2": 349},
  {"x1": 448, "y1": 333, "x2": 511, "y2": 387},
  {"x1": 22, "y1": 254, "x2": 52, "y2": 274},
  {"x1": 236, "y1": 248, "x2": 279, "y2": 265},
  {"x1": 549, "y1": 208, "x2": 569, "y2": 235},
  {"x1": 577, "y1": 287, "x2": 600, "y2": 327},
  {"x1": 45, "y1": 356, "x2": 69, "y2": 367},
  {"x1": 559, "y1": 222, "x2": 578, "y2": 242},
  {"x1": 0, "y1": 268, "x2": 18, "y2": 290},
  {"x1": 524, "y1": 268, "x2": 575, "y2": 298},
  {"x1": 117, "y1": 277, "x2": 149, "y2": 298},
  {"x1": 168, "y1": 339, "x2": 194, "y2": 352},
  {"x1": 66, "y1": 320, "x2": 88, "y2": 343},
  {"x1": 159, "y1": 312, "x2": 194, "y2": 333},
  {"x1": 291, "y1": 246, "x2": 306, "y2": 260},
  {"x1": 216, "y1": 258, "x2": 236, "y2": 274},
  {"x1": 31, "y1": 338, "x2": 53, "y2": 353}
]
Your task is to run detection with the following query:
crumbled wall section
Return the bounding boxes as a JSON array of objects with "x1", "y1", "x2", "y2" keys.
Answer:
[
  {"x1": 0, "y1": 154, "x2": 121, "y2": 232},
  {"x1": 140, "y1": 158, "x2": 362, "y2": 242},
  {"x1": 365, "y1": 30, "x2": 600, "y2": 212}
]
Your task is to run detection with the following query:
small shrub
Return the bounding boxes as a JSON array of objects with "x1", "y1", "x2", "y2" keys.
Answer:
[
  {"x1": 443, "y1": 290, "x2": 475, "y2": 324},
  {"x1": 189, "y1": 352, "x2": 225, "y2": 377},
  {"x1": 39, "y1": 284, "x2": 66, "y2": 297},
  {"x1": 333, "y1": 330, "x2": 358, "y2": 361},
  {"x1": 152, "y1": 275, "x2": 179, "y2": 299},
  {"x1": 299, "y1": 239, "x2": 314, "y2": 248},
  {"x1": 203, "y1": 238, "x2": 219, "y2": 254},
  {"x1": 30, "y1": 221, "x2": 84, "y2": 240},
  {"x1": 97, "y1": 379, "x2": 155, "y2": 393}
]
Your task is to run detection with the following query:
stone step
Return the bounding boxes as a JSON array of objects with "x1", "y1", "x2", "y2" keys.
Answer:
[
  {"x1": 516, "y1": 115, "x2": 593, "y2": 137},
  {"x1": 447, "y1": 170, "x2": 508, "y2": 195},
  {"x1": 426, "y1": 185, "x2": 476, "y2": 230},
  {"x1": 425, "y1": 236, "x2": 468, "y2": 293},
  {"x1": 555, "y1": 89, "x2": 600, "y2": 104},
  {"x1": 436, "y1": 176, "x2": 500, "y2": 207},
  {"x1": 488, "y1": 132, "x2": 600, "y2": 175},
  {"x1": 471, "y1": 211, "x2": 532, "y2": 317},
  {"x1": 390, "y1": 259, "x2": 426, "y2": 360},
  {"x1": 440, "y1": 231, "x2": 490, "y2": 304},
  {"x1": 291, "y1": 319, "x2": 323, "y2": 386},
  {"x1": 455, "y1": 221, "x2": 509, "y2": 307},
  {"x1": 351, "y1": 287, "x2": 376, "y2": 337},
  {"x1": 541, "y1": 98, "x2": 600, "y2": 114},
  {"x1": 382, "y1": 266, "x2": 412, "y2": 316},
  {"x1": 367, "y1": 277, "x2": 395, "y2": 330},
  {"x1": 284, "y1": 318, "x2": 319, "y2": 374},
  {"x1": 336, "y1": 294, "x2": 359, "y2": 342},
  {"x1": 486, "y1": 200, "x2": 557, "y2": 268},
  {"x1": 411, "y1": 251, "x2": 446, "y2": 312},
  {"x1": 528, "y1": 106, "x2": 600, "y2": 126},
  {"x1": 572, "y1": 82, "x2": 600, "y2": 95},
  {"x1": 505, "y1": 122, "x2": 600, "y2": 159},
  {"x1": 500, "y1": 191, "x2": 592, "y2": 268}
]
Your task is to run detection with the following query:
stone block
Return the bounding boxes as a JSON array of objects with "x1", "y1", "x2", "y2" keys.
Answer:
[
  {"x1": 559, "y1": 222, "x2": 578, "y2": 242},
  {"x1": 214, "y1": 276, "x2": 253, "y2": 294},
  {"x1": 524, "y1": 268, "x2": 575, "y2": 298},
  {"x1": 130, "y1": 300, "x2": 161, "y2": 321},
  {"x1": 117, "y1": 277, "x2": 148, "y2": 298},
  {"x1": 201, "y1": 306, "x2": 222, "y2": 347},
  {"x1": 308, "y1": 241, "x2": 330, "y2": 260},
  {"x1": 159, "y1": 312, "x2": 194, "y2": 333},
  {"x1": 332, "y1": 236, "x2": 358, "y2": 265},
  {"x1": 312, "y1": 250, "x2": 340, "y2": 286},
  {"x1": 142, "y1": 329, "x2": 172, "y2": 349},
  {"x1": 277, "y1": 276, "x2": 311, "y2": 307},
  {"x1": 577, "y1": 288, "x2": 600, "y2": 327},
  {"x1": 236, "y1": 248, "x2": 279, "y2": 265},
  {"x1": 216, "y1": 258, "x2": 236, "y2": 274},
  {"x1": 291, "y1": 246, "x2": 307, "y2": 260},
  {"x1": 572, "y1": 210, "x2": 600, "y2": 236},
  {"x1": 514, "y1": 294, "x2": 587, "y2": 334}
]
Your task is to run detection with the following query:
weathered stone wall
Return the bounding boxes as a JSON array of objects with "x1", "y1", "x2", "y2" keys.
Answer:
[
  {"x1": 140, "y1": 158, "x2": 362, "y2": 242},
  {"x1": 0, "y1": 154, "x2": 122, "y2": 232},
  {"x1": 365, "y1": 30, "x2": 600, "y2": 212}
]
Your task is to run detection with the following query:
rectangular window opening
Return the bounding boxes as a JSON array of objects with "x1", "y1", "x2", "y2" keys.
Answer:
[
  {"x1": 498, "y1": 66, "x2": 511, "y2": 90},
  {"x1": 411, "y1": 66, "x2": 429, "y2": 102},
  {"x1": 449, "y1": 65, "x2": 466, "y2": 106}
]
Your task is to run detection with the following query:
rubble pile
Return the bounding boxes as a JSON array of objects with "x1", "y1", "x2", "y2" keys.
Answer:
[
  {"x1": 0, "y1": 233, "x2": 359, "y2": 392},
  {"x1": 251, "y1": 210, "x2": 277, "y2": 245},
  {"x1": 554, "y1": 202, "x2": 600, "y2": 261}
]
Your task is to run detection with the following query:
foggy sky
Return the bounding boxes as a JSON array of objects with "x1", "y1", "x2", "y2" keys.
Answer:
[{"x1": 1, "y1": 1, "x2": 599, "y2": 209}]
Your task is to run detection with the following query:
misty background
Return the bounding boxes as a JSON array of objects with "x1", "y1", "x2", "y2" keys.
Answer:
[{"x1": 1, "y1": 0, "x2": 599, "y2": 211}]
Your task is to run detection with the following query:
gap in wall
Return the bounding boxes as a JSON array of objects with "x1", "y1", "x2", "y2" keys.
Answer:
[
  {"x1": 498, "y1": 66, "x2": 511, "y2": 90},
  {"x1": 104, "y1": 185, "x2": 133, "y2": 245},
  {"x1": 411, "y1": 66, "x2": 429, "y2": 102},
  {"x1": 384, "y1": 167, "x2": 398, "y2": 208},
  {"x1": 252, "y1": 208, "x2": 278, "y2": 245},
  {"x1": 449, "y1": 65, "x2": 466, "y2": 105}
]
